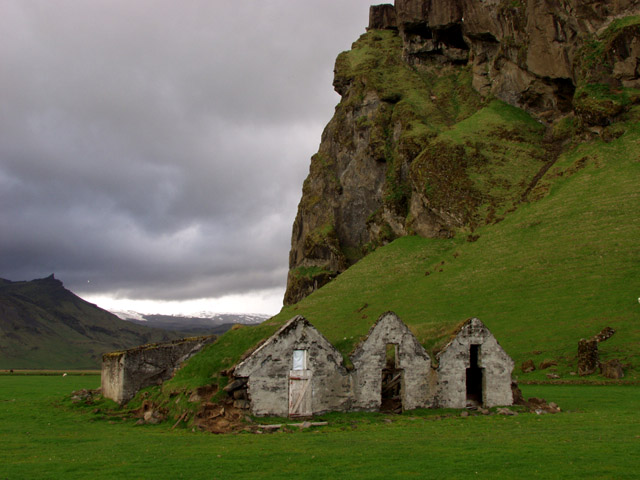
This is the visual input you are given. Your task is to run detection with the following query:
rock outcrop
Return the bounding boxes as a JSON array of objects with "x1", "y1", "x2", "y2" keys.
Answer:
[
  {"x1": 395, "y1": 0, "x2": 640, "y2": 118},
  {"x1": 368, "y1": 4, "x2": 398, "y2": 30},
  {"x1": 577, "y1": 326, "x2": 616, "y2": 376},
  {"x1": 284, "y1": 0, "x2": 640, "y2": 304}
]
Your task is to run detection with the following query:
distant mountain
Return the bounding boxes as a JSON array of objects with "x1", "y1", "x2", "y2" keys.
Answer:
[
  {"x1": 0, "y1": 275, "x2": 187, "y2": 369},
  {"x1": 112, "y1": 310, "x2": 269, "y2": 335}
]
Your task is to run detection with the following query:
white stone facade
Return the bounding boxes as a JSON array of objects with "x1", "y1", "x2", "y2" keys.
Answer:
[
  {"x1": 435, "y1": 318, "x2": 514, "y2": 408},
  {"x1": 233, "y1": 316, "x2": 352, "y2": 417},
  {"x1": 351, "y1": 312, "x2": 433, "y2": 411}
]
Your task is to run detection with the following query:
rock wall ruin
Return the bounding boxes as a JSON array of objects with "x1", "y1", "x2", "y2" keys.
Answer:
[
  {"x1": 351, "y1": 312, "x2": 433, "y2": 411},
  {"x1": 234, "y1": 316, "x2": 352, "y2": 417},
  {"x1": 101, "y1": 336, "x2": 216, "y2": 404}
]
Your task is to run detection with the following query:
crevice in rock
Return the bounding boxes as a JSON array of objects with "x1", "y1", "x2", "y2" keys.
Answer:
[{"x1": 434, "y1": 24, "x2": 469, "y2": 51}]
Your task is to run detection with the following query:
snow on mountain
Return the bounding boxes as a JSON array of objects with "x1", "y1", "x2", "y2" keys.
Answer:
[
  {"x1": 110, "y1": 309, "x2": 270, "y2": 332},
  {"x1": 111, "y1": 309, "x2": 147, "y2": 322}
]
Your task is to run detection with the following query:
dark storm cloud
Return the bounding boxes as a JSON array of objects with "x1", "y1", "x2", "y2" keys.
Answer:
[{"x1": 0, "y1": 0, "x2": 374, "y2": 303}]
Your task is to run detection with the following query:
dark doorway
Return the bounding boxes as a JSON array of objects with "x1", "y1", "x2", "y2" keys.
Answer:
[
  {"x1": 381, "y1": 344, "x2": 403, "y2": 413},
  {"x1": 466, "y1": 344, "x2": 483, "y2": 406}
]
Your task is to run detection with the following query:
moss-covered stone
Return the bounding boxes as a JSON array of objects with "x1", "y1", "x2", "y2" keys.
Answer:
[
  {"x1": 573, "y1": 84, "x2": 630, "y2": 126},
  {"x1": 409, "y1": 139, "x2": 481, "y2": 226}
]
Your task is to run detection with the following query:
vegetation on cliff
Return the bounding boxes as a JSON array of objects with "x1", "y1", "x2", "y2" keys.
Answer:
[
  {"x1": 285, "y1": 27, "x2": 552, "y2": 304},
  {"x1": 285, "y1": 1, "x2": 640, "y2": 304}
]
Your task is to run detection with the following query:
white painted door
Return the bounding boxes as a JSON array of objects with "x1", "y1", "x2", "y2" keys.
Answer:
[{"x1": 288, "y1": 370, "x2": 312, "y2": 417}]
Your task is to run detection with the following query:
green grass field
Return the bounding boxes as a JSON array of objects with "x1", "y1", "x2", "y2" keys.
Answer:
[{"x1": 1, "y1": 375, "x2": 639, "y2": 479}]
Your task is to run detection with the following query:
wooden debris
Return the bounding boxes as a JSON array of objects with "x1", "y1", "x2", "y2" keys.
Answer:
[{"x1": 171, "y1": 411, "x2": 188, "y2": 430}]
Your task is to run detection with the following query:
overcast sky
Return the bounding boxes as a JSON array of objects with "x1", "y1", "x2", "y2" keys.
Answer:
[{"x1": 0, "y1": 0, "x2": 375, "y2": 315}]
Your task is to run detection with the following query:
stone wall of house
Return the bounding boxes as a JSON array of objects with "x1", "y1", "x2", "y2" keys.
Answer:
[
  {"x1": 435, "y1": 318, "x2": 514, "y2": 408},
  {"x1": 101, "y1": 336, "x2": 215, "y2": 404},
  {"x1": 232, "y1": 314, "x2": 515, "y2": 416},
  {"x1": 233, "y1": 316, "x2": 352, "y2": 417},
  {"x1": 351, "y1": 312, "x2": 434, "y2": 411}
]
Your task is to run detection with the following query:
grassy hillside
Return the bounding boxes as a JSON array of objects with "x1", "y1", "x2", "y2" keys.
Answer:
[
  {"x1": 276, "y1": 105, "x2": 640, "y2": 378},
  {"x1": 167, "y1": 101, "x2": 640, "y2": 394}
]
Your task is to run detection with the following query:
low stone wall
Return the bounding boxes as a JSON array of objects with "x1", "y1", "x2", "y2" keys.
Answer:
[{"x1": 101, "y1": 336, "x2": 216, "y2": 404}]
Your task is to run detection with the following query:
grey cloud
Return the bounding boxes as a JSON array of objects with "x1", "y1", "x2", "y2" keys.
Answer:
[{"x1": 0, "y1": 0, "x2": 373, "y2": 306}]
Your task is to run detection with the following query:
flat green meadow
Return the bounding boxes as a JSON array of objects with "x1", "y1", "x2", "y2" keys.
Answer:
[{"x1": 1, "y1": 375, "x2": 639, "y2": 479}]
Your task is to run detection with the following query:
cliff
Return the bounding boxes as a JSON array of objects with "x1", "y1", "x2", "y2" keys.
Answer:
[{"x1": 285, "y1": 0, "x2": 640, "y2": 304}]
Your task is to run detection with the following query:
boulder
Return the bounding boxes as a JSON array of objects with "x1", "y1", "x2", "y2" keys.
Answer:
[
  {"x1": 578, "y1": 327, "x2": 617, "y2": 375},
  {"x1": 527, "y1": 397, "x2": 547, "y2": 406},
  {"x1": 538, "y1": 359, "x2": 558, "y2": 370},
  {"x1": 521, "y1": 359, "x2": 536, "y2": 373},
  {"x1": 232, "y1": 389, "x2": 247, "y2": 400},
  {"x1": 600, "y1": 359, "x2": 625, "y2": 379},
  {"x1": 369, "y1": 4, "x2": 397, "y2": 30},
  {"x1": 143, "y1": 410, "x2": 163, "y2": 424},
  {"x1": 223, "y1": 378, "x2": 248, "y2": 393},
  {"x1": 593, "y1": 327, "x2": 616, "y2": 343},
  {"x1": 577, "y1": 338, "x2": 599, "y2": 375},
  {"x1": 233, "y1": 399, "x2": 250, "y2": 410},
  {"x1": 511, "y1": 382, "x2": 526, "y2": 405}
]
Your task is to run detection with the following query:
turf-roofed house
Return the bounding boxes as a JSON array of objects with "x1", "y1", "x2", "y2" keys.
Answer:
[{"x1": 230, "y1": 312, "x2": 515, "y2": 417}]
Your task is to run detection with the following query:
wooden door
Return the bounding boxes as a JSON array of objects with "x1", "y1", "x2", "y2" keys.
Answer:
[{"x1": 288, "y1": 371, "x2": 312, "y2": 417}]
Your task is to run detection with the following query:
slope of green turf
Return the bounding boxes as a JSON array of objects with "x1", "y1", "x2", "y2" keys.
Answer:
[{"x1": 273, "y1": 106, "x2": 640, "y2": 379}]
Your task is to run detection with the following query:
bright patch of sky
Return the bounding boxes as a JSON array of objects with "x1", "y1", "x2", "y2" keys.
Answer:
[{"x1": 83, "y1": 288, "x2": 284, "y2": 317}]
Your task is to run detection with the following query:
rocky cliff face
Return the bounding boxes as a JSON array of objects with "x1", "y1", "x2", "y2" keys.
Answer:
[
  {"x1": 285, "y1": 0, "x2": 640, "y2": 304},
  {"x1": 395, "y1": 0, "x2": 640, "y2": 119}
]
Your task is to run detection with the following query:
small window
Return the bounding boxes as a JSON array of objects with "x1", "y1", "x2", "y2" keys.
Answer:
[
  {"x1": 385, "y1": 343, "x2": 397, "y2": 368},
  {"x1": 292, "y1": 349, "x2": 307, "y2": 370}
]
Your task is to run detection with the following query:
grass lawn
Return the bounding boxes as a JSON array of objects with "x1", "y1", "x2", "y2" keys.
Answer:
[{"x1": 1, "y1": 375, "x2": 639, "y2": 479}]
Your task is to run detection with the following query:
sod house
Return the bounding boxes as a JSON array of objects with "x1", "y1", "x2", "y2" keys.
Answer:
[
  {"x1": 233, "y1": 316, "x2": 352, "y2": 417},
  {"x1": 231, "y1": 312, "x2": 515, "y2": 417},
  {"x1": 435, "y1": 318, "x2": 514, "y2": 408},
  {"x1": 351, "y1": 312, "x2": 433, "y2": 412}
]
